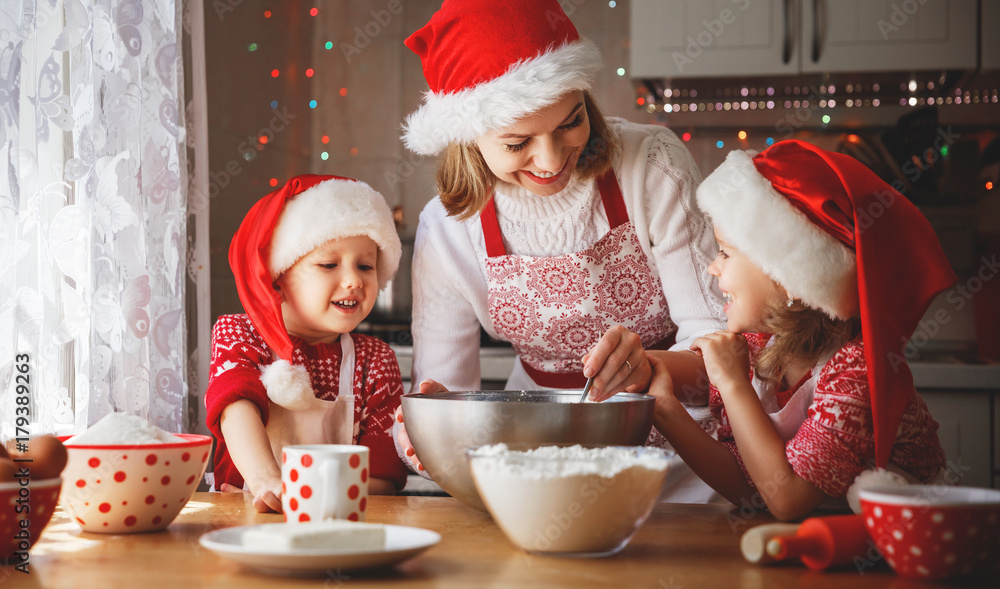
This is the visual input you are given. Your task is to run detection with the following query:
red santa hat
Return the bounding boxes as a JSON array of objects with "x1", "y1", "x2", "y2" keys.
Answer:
[
  {"x1": 228, "y1": 174, "x2": 401, "y2": 410},
  {"x1": 401, "y1": 0, "x2": 602, "y2": 155},
  {"x1": 696, "y1": 140, "x2": 956, "y2": 468}
]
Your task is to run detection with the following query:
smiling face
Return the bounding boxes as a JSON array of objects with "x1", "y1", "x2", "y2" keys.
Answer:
[
  {"x1": 275, "y1": 235, "x2": 379, "y2": 344},
  {"x1": 475, "y1": 91, "x2": 591, "y2": 197},
  {"x1": 707, "y1": 228, "x2": 786, "y2": 333}
]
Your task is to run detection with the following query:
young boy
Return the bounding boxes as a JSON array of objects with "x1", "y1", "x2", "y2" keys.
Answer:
[{"x1": 205, "y1": 174, "x2": 408, "y2": 512}]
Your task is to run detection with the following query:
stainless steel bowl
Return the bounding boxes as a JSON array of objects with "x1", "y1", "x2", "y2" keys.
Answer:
[{"x1": 401, "y1": 391, "x2": 655, "y2": 510}]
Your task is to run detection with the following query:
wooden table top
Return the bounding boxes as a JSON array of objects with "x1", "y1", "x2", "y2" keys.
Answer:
[{"x1": 2, "y1": 492, "x2": 963, "y2": 588}]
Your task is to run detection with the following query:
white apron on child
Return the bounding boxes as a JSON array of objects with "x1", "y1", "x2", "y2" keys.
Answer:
[
  {"x1": 264, "y1": 333, "x2": 356, "y2": 466},
  {"x1": 481, "y1": 170, "x2": 719, "y2": 504}
]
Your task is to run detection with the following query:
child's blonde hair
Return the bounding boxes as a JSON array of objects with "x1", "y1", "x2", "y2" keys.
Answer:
[{"x1": 754, "y1": 300, "x2": 858, "y2": 385}]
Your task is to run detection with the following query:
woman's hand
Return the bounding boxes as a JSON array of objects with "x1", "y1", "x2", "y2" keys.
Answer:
[
  {"x1": 221, "y1": 476, "x2": 283, "y2": 514},
  {"x1": 689, "y1": 331, "x2": 751, "y2": 392},
  {"x1": 394, "y1": 379, "x2": 450, "y2": 473},
  {"x1": 581, "y1": 325, "x2": 652, "y2": 402}
]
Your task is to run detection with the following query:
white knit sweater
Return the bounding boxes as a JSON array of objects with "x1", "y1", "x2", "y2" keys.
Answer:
[{"x1": 409, "y1": 119, "x2": 726, "y2": 391}]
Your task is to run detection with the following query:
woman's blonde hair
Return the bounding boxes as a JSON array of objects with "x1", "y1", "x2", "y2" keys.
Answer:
[
  {"x1": 754, "y1": 299, "x2": 858, "y2": 386},
  {"x1": 435, "y1": 91, "x2": 620, "y2": 220}
]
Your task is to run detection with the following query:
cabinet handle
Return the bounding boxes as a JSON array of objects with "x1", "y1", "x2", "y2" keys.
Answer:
[
  {"x1": 812, "y1": 0, "x2": 823, "y2": 63},
  {"x1": 782, "y1": 0, "x2": 793, "y2": 64}
]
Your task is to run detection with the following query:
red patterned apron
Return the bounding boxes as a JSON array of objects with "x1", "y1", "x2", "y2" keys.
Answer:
[{"x1": 482, "y1": 170, "x2": 675, "y2": 388}]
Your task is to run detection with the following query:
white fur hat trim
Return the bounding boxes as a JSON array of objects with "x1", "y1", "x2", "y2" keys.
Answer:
[
  {"x1": 846, "y1": 467, "x2": 909, "y2": 513},
  {"x1": 696, "y1": 149, "x2": 858, "y2": 320},
  {"x1": 402, "y1": 39, "x2": 602, "y2": 156},
  {"x1": 267, "y1": 177, "x2": 402, "y2": 290},
  {"x1": 260, "y1": 359, "x2": 319, "y2": 411}
]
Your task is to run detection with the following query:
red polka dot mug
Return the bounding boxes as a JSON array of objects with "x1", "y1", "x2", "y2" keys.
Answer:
[
  {"x1": 281, "y1": 445, "x2": 369, "y2": 523},
  {"x1": 860, "y1": 485, "x2": 1000, "y2": 581}
]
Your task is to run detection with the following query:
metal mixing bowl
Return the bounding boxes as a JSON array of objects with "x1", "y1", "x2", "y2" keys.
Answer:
[{"x1": 401, "y1": 391, "x2": 655, "y2": 510}]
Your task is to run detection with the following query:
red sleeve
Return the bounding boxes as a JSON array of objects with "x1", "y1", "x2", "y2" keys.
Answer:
[
  {"x1": 785, "y1": 340, "x2": 873, "y2": 497},
  {"x1": 352, "y1": 336, "x2": 408, "y2": 491},
  {"x1": 204, "y1": 315, "x2": 273, "y2": 489}
]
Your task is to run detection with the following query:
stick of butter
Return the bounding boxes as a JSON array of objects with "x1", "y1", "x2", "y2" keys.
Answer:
[{"x1": 242, "y1": 520, "x2": 387, "y2": 552}]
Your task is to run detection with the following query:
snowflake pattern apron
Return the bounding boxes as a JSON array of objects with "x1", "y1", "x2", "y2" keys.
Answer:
[
  {"x1": 264, "y1": 333, "x2": 356, "y2": 466},
  {"x1": 482, "y1": 170, "x2": 675, "y2": 388}
]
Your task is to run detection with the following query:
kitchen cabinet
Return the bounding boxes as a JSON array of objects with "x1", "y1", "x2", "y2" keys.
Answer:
[
  {"x1": 631, "y1": 0, "x2": 977, "y2": 78},
  {"x1": 984, "y1": 1, "x2": 1000, "y2": 70},
  {"x1": 920, "y1": 390, "x2": 993, "y2": 489},
  {"x1": 630, "y1": 0, "x2": 798, "y2": 78}
]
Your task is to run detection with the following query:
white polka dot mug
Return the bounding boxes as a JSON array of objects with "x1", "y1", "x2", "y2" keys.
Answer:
[{"x1": 281, "y1": 445, "x2": 369, "y2": 523}]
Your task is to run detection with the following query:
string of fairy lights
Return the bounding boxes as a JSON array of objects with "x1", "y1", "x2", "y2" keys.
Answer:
[{"x1": 245, "y1": 6, "x2": 354, "y2": 189}]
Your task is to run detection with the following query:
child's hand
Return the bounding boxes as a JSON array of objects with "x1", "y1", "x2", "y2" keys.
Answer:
[
  {"x1": 646, "y1": 354, "x2": 683, "y2": 417},
  {"x1": 581, "y1": 325, "x2": 651, "y2": 402},
  {"x1": 690, "y1": 331, "x2": 751, "y2": 392},
  {"x1": 236, "y1": 476, "x2": 283, "y2": 513}
]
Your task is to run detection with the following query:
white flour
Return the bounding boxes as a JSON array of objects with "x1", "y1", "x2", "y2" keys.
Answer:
[
  {"x1": 66, "y1": 413, "x2": 186, "y2": 445},
  {"x1": 469, "y1": 444, "x2": 670, "y2": 554},
  {"x1": 471, "y1": 443, "x2": 670, "y2": 479}
]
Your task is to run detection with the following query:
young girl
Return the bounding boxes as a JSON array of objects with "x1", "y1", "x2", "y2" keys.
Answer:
[
  {"x1": 647, "y1": 140, "x2": 956, "y2": 521},
  {"x1": 204, "y1": 174, "x2": 408, "y2": 513}
]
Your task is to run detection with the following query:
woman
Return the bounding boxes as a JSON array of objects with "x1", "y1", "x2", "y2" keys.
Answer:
[{"x1": 399, "y1": 0, "x2": 727, "y2": 503}]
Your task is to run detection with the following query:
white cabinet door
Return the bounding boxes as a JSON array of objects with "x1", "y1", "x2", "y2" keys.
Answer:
[
  {"x1": 630, "y1": 0, "x2": 799, "y2": 78},
  {"x1": 920, "y1": 390, "x2": 992, "y2": 489},
  {"x1": 800, "y1": 0, "x2": 977, "y2": 73}
]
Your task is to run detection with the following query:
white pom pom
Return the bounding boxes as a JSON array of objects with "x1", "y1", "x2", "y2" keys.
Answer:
[
  {"x1": 846, "y1": 468, "x2": 909, "y2": 514},
  {"x1": 261, "y1": 360, "x2": 317, "y2": 410}
]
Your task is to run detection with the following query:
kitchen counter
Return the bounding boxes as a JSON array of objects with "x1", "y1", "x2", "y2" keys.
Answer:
[{"x1": 10, "y1": 493, "x2": 926, "y2": 587}]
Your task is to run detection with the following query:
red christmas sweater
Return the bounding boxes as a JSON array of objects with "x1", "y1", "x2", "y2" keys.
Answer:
[
  {"x1": 205, "y1": 314, "x2": 408, "y2": 491},
  {"x1": 710, "y1": 333, "x2": 945, "y2": 498}
]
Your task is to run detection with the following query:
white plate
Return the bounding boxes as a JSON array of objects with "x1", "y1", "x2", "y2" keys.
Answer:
[{"x1": 199, "y1": 523, "x2": 440, "y2": 575}]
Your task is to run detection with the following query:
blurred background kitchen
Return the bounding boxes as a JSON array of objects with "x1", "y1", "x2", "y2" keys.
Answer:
[{"x1": 199, "y1": 1, "x2": 1000, "y2": 489}]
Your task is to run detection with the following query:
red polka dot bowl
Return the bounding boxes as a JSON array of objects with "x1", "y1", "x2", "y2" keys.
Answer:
[
  {"x1": 0, "y1": 478, "x2": 62, "y2": 562},
  {"x1": 58, "y1": 434, "x2": 212, "y2": 534},
  {"x1": 859, "y1": 485, "x2": 1000, "y2": 581}
]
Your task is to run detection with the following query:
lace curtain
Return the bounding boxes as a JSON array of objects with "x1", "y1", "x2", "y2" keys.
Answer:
[{"x1": 0, "y1": 0, "x2": 210, "y2": 436}]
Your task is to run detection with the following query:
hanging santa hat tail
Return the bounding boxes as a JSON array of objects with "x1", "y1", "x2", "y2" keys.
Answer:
[
  {"x1": 228, "y1": 175, "x2": 401, "y2": 410},
  {"x1": 698, "y1": 140, "x2": 957, "y2": 471}
]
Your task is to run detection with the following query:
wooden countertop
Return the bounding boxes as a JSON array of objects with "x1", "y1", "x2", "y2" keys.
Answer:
[{"x1": 7, "y1": 493, "x2": 927, "y2": 587}]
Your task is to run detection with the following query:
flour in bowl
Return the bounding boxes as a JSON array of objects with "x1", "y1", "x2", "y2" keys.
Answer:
[
  {"x1": 66, "y1": 413, "x2": 186, "y2": 445},
  {"x1": 470, "y1": 443, "x2": 670, "y2": 479},
  {"x1": 468, "y1": 444, "x2": 671, "y2": 555}
]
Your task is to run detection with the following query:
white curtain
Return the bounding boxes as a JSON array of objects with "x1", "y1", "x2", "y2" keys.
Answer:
[{"x1": 0, "y1": 0, "x2": 209, "y2": 436}]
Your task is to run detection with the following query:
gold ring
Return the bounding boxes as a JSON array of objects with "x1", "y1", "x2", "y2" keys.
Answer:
[{"x1": 625, "y1": 359, "x2": 633, "y2": 375}]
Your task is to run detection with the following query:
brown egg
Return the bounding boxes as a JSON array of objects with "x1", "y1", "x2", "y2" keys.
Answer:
[
  {"x1": 20, "y1": 436, "x2": 68, "y2": 480},
  {"x1": 0, "y1": 458, "x2": 17, "y2": 483}
]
